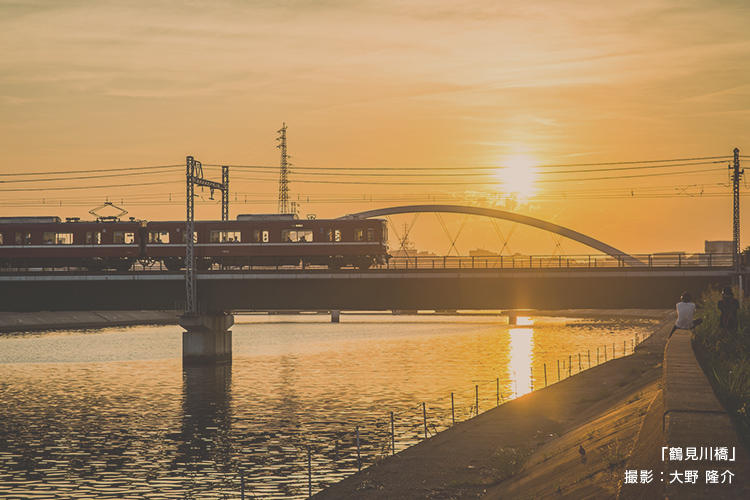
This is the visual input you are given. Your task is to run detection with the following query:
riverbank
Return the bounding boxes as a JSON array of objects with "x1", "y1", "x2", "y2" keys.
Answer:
[
  {"x1": 0, "y1": 310, "x2": 179, "y2": 333},
  {"x1": 314, "y1": 313, "x2": 750, "y2": 499},
  {"x1": 0, "y1": 308, "x2": 661, "y2": 334}
]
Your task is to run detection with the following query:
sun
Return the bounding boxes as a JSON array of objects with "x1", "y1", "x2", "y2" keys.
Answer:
[{"x1": 496, "y1": 155, "x2": 538, "y2": 197}]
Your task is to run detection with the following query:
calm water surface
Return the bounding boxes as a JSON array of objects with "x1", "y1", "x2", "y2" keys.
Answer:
[{"x1": 0, "y1": 313, "x2": 658, "y2": 498}]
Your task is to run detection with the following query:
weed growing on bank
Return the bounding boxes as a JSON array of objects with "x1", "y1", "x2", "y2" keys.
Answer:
[{"x1": 693, "y1": 287, "x2": 750, "y2": 450}]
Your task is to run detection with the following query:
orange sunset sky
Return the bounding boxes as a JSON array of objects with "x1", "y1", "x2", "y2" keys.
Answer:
[{"x1": 1, "y1": 0, "x2": 749, "y2": 256}]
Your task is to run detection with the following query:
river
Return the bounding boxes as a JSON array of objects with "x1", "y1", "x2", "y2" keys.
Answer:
[{"x1": 0, "y1": 312, "x2": 659, "y2": 498}]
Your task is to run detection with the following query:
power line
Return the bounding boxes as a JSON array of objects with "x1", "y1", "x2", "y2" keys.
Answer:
[
  {"x1": 0, "y1": 164, "x2": 182, "y2": 177},
  {"x1": 207, "y1": 155, "x2": 731, "y2": 172},
  {"x1": 0, "y1": 180, "x2": 183, "y2": 193},
  {"x1": 0, "y1": 167, "x2": 181, "y2": 184},
  {"x1": 228, "y1": 166, "x2": 725, "y2": 186}
]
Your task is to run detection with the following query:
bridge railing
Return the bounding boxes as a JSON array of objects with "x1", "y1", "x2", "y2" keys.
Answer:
[
  {"x1": 0, "y1": 253, "x2": 735, "y2": 273},
  {"x1": 382, "y1": 253, "x2": 735, "y2": 270}
]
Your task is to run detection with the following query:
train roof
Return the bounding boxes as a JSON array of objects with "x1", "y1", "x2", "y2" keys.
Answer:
[
  {"x1": 0, "y1": 216, "x2": 62, "y2": 224},
  {"x1": 236, "y1": 214, "x2": 299, "y2": 221}
]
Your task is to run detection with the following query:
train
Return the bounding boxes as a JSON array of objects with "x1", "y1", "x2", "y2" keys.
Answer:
[{"x1": 0, "y1": 214, "x2": 390, "y2": 271}]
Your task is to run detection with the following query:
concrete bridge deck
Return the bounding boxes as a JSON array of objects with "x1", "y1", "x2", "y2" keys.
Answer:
[{"x1": 0, "y1": 266, "x2": 736, "y2": 312}]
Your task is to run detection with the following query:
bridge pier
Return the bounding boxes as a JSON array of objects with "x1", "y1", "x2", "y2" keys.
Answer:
[
  {"x1": 331, "y1": 310, "x2": 340, "y2": 323},
  {"x1": 180, "y1": 312, "x2": 233, "y2": 365}
]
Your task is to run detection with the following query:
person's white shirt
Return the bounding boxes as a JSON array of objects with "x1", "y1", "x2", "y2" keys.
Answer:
[{"x1": 675, "y1": 301, "x2": 696, "y2": 329}]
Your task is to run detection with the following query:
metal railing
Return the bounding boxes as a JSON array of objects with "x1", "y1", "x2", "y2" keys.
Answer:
[
  {"x1": 0, "y1": 253, "x2": 736, "y2": 274},
  {"x1": 383, "y1": 253, "x2": 735, "y2": 270}
]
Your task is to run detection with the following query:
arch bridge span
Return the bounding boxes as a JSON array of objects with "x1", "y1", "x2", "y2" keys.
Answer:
[{"x1": 339, "y1": 204, "x2": 645, "y2": 267}]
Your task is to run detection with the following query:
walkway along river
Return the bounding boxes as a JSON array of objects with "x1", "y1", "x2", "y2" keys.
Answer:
[{"x1": 0, "y1": 311, "x2": 664, "y2": 498}]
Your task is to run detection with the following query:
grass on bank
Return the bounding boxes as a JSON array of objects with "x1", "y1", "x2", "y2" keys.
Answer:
[{"x1": 693, "y1": 286, "x2": 750, "y2": 450}]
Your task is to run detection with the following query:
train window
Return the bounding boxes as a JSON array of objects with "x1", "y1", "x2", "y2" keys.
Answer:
[
  {"x1": 262, "y1": 230, "x2": 269, "y2": 243},
  {"x1": 368, "y1": 228, "x2": 375, "y2": 242},
  {"x1": 325, "y1": 229, "x2": 333, "y2": 242},
  {"x1": 0, "y1": 233, "x2": 3, "y2": 245},
  {"x1": 281, "y1": 229, "x2": 313, "y2": 243},
  {"x1": 114, "y1": 231, "x2": 135, "y2": 244},
  {"x1": 253, "y1": 230, "x2": 261, "y2": 242},
  {"x1": 354, "y1": 228, "x2": 363, "y2": 242},
  {"x1": 334, "y1": 229, "x2": 341, "y2": 242},
  {"x1": 43, "y1": 232, "x2": 73, "y2": 244},
  {"x1": 210, "y1": 230, "x2": 241, "y2": 243},
  {"x1": 86, "y1": 231, "x2": 102, "y2": 245},
  {"x1": 181, "y1": 232, "x2": 198, "y2": 243},
  {"x1": 57, "y1": 233, "x2": 73, "y2": 244},
  {"x1": 149, "y1": 231, "x2": 170, "y2": 244}
]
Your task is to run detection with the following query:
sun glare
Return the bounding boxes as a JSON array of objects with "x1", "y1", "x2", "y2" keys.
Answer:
[{"x1": 496, "y1": 155, "x2": 538, "y2": 197}]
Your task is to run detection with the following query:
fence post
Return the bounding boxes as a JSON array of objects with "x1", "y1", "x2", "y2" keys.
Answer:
[
  {"x1": 624, "y1": 340, "x2": 627, "y2": 356},
  {"x1": 497, "y1": 378, "x2": 500, "y2": 406},
  {"x1": 423, "y1": 402, "x2": 428, "y2": 440},
  {"x1": 475, "y1": 385, "x2": 479, "y2": 415},
  {"x1": 604, "y1": 346, "x2": 607, "y2": 362},
  {"x1": 578, "y1": 353, "x2": 582, "y2": 372},
  {"x1": 613, "y1": 342, "x2": 615, "y2": 359},
  {"x1": 391, "y1": 411, "x2": 395, "y2": 456},
  {"x1": 530, "y1": 366, "x2": 534, "y2": 391},
  {"x1": 307, "y1": 446, "x2": 312, "y2": 498},
  {"x1": 356, "y1": 426, "x2": 361, "y2": 471},
  {"x1": 557, "y1": 359, "x2": 561, "y2": 381},
  {"x1": 568, "y1": 355, "x2": 572, "y2": 377},
  {"x1": 597, "y1": 347, "x2": 600, "y2": 365},
  {"x1": 588, "y1": 349, "x2": 591, "y2": 369},
  {"x1": 451, "y1": 393, "x2": 455, "y2": 425},
  {"x1": 544, "y1": 364, "x2": 548, "y2": 387}
]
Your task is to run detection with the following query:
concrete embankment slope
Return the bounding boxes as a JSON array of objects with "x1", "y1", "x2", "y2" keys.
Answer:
[
  {"x1": 314, "y1": 312, "x2": 750, "y2": 499},
  {"x1": 0, "y1": 311, "x2": 179, "y2": 333},
  {"x1": 656, "y1": 330, "x2": 750, "y2": 499}
]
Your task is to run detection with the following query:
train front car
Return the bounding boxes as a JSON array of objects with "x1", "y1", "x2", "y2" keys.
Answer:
[
  {"x1": 310, "y1": 217, "x2": 389, "y2": 270},
  {"x1": 234, "y1": 214, "x2": 389, "y2": 270},
  {"x1": 0, "y1": 216, "x2": 143, "y2": 271}
]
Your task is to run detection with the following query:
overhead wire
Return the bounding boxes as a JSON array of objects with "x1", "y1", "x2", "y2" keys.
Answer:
[{"x1": 0, "y1": 154, "x2": 739, "y2": 206}]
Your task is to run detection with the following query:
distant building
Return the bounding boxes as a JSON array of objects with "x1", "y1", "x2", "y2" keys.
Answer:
[
  {"x1": 469, "y1": 248, "x2": 499, "y2": 257},
  {"x1": 705, "y1": 240, "x2": 733, "y2": 254}
]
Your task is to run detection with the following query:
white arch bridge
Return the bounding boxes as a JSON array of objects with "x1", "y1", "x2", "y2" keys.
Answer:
[{"x1": 341, "y1": 204, "x2": 645, "y2": 267}]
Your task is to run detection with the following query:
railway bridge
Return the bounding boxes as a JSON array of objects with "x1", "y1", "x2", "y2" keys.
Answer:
[{"x1": 1, "y1": 204, "x2": 741, "y2": 364}]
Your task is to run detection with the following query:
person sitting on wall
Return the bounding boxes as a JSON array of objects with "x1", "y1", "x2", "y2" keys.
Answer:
[
  {"x1": 669, "y1": 291, "x2": 703, "y2": 338},
  {"x1": 718, "y1": 286, "x2": 740, "y2": 335}
]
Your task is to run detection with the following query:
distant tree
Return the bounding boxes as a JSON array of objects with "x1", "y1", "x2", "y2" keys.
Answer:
[{"x1": 742, "y1": 246, "x2": 750, "y2": 267}]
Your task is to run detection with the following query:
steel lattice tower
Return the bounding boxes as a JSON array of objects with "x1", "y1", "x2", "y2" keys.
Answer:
[{"x1": 277, "y1": 123, "x2": 292, "y2": 214}]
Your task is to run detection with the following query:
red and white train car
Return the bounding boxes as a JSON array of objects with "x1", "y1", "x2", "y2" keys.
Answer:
[
  {"x1": 146, "y1": 215, "x2": 389, "y2": 270},
  {"x1": 0, "y1": 217, "x2": 144, "y2": 271},
  {"x1": 0, "y1": 214, "x2": 389, "y2": 271}
]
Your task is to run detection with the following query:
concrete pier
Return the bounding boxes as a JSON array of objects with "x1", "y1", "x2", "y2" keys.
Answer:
[
  {"x1": 331, "y1": 310, "x2": 340, "y2": 323},
  {"x1": 180, "y1": 313, "x2": 234, "y2": 365}
]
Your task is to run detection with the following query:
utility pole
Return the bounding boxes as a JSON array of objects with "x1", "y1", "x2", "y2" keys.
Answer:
[
  {"x1": 222, "y1": 166, "x2": 229, "y2": 222},
  {"x1": 277, "y1": 123, "x2": 292, "y2": 214},
  {"x1": 182, "y1": 157, "x2": 234, "y2": 366},
  {"x1": 732, "y1": 148, "x2": 743, "y2": 273},
  {"x1": 185, "y1": 157, "x2": 228, "y2": 314}
]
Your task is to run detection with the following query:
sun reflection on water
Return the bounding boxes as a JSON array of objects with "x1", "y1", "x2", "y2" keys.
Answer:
[{"x1": 509, "y1": 326, "x2": 534, "y2": 398}]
